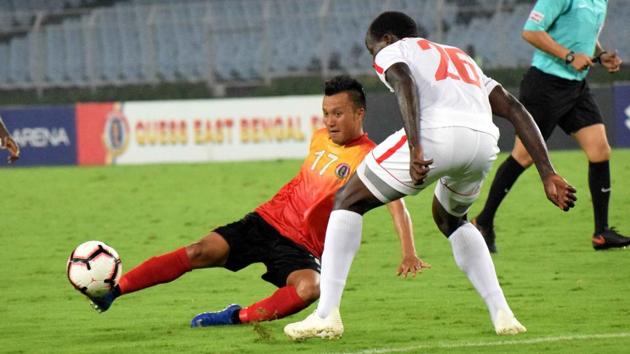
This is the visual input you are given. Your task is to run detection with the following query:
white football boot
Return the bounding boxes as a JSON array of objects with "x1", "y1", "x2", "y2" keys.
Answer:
[
  {"x1": 284, "y1": 308, "x2": 344, "y2": 340},
  {"x1": 494, "y1": 309, "x2": 527, "y2": 335}
]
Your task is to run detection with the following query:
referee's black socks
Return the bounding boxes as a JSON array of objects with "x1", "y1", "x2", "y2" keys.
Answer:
[
  {"x1": 476, "y1": 155, "x2": 526, "y2": 228},
  {"x1": 589, "y1": 160, "x2": 611, "y2": 235}
]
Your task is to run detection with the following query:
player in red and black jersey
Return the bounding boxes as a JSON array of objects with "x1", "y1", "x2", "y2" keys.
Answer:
[{"x1": 86, "y1": 76, "x2": 429, "y2": 327}]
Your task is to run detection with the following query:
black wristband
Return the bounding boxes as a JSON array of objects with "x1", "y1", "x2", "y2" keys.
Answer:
[
  {"x1": 565, "y1": 51, "x2": 575, "y2": 65},
  {"x1": 593, "y1": 51, "x2": 608, "y2": 64}
]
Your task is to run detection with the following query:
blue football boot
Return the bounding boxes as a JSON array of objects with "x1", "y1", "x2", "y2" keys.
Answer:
[
  {"x1": 88, "y1": 290, "x2": 117, "y2": 313},
  {"x1": 191, "y1": 304, "x2": 242, "y2": 327}
]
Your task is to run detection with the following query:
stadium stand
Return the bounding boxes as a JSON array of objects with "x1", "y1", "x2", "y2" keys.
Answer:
[{"x1": 0, "y1": 0, "x2": 627, "y2": 90}]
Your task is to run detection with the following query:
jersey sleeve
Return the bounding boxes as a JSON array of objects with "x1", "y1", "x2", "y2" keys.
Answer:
[
  {"x1": 481, "y1": 73, "x2": 500, "y2": 96},
  {"x1": 373, "y1": 42, "x2": 407, "y2": 92},
  {"x1": 523, "y1": 0, "x2": 571, "y2": 32}
]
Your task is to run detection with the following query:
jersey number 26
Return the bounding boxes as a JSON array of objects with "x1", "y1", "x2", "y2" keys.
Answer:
[{"x1": 417, "y1": 39, "x2": 481, "y2": 88}]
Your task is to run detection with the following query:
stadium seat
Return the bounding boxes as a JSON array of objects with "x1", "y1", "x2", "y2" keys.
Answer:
[
  {"x1": 0, "y1": 0, "x2": 627, "y2": 89},
  {"x1": 0, "y1": 43, "x2": 10, "y2": 86},
  {"x1": 45, "y1": 25, "x2": 66, "y2": 84},
  {"x1": 63, "y1": 19, "x2": 87, "y2": 84},
  {"x1": 8, "y1": 36, "x2": 29, "y2": 85}
]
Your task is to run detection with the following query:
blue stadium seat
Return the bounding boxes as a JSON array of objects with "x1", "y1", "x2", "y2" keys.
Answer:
[
  {"x1": 0, "y1": 0, "x2": 627, "y2": 89},
  {"x1": 0, "y1": 43, "x2": 9, "y2": 85},
  {"x1": 115, "y1": 4, "x2": 143, "y2": 82},
  {"x1": 63, "y1": 19, "x2": 87, "y2": 84},
  {"x1": 186, "y1": 2, "x2": 209, "y2": 79},
  {"x1": 45, "y1": 25, "x2": 66, "y2": 84},
  {"x1": 96, "y1": 8, "x2": 123, "y2": 81},
  {"x1": 8, "y1": 36, "x2": 29, "y2": 84},
  {"x1": 152, "y1": 6, "x2": 177, "y2": 81}
]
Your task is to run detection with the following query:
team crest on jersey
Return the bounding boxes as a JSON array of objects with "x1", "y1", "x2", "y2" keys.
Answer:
[
  {"x1": 529, "y1": 10, "x2": 544, "y2": 24},
  {"x1": 335, "y1": 163, "x2": 350, "y2": 179}
]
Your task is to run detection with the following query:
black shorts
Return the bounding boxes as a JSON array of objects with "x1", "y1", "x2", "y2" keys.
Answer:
[
  {"x1": 214, "y1": 212, "x2": 320, "y2": 288},
  {"x1": 519, "y1": 66, "x2": 603, "y2": 140}
]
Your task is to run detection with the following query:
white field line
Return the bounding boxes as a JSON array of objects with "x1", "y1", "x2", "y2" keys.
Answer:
[{"x1": 330, "y1": 332, "x2": 630, "y2": 354}]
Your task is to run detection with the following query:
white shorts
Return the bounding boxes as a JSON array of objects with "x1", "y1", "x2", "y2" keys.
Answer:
[{"x1": 357, "y1": 127, "x2": 499, "y2": 217}]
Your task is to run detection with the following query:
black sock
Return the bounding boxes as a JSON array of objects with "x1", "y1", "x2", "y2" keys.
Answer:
[
  {"x1": 589, "y1": 160, "x2": 610, "y2": 235},
  {"x1": 476, "y1": 155, "x2": 526, "y2": 228}
]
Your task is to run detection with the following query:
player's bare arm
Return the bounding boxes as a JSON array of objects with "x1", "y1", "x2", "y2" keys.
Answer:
[
  {"x1": 595, "y1": 41, "x2": 622, "y2": 73},
  {"x1": 0, "y1": 116, "x2": 20, "y2": 163},
  {"x1": 385, "y1": 62, "x2": 433, "y2": 185},
  {"x1": 522, "y1": 30, "x2": 592, "y2": 71},
  {"x1": 385, "y1": 199, "x2": 431, "y2": 278},
  {"x1": 488, "y1": 85, "x2": 576, "y2": 211}
]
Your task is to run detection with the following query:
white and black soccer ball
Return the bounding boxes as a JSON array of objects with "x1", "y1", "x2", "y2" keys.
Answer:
[{"x1": 67, "y1": 241, "x2": 122, "y2": 298}]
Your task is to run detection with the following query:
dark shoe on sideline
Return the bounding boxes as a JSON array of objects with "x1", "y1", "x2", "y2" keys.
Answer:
[{"x1": 592, "y1": 228, "x2": 630, "y2": 250}]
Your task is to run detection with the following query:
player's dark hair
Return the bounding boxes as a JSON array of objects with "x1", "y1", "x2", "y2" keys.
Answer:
[
  {"x1": 324, "y1": 75, "x2": 367, "y2": 110},
  {"x1": 368, "y1": 11, "x2": 418, "y2": 40}
]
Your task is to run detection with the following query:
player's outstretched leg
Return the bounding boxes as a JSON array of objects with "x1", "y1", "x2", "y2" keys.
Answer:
[
  {"x1": 283, "y1": 307, "x2": 344, "y2": 340},
  {"x1": 87, "y1": 247, "x2": 194, "y2": 313},
  {"x1": 191, "y1": 304, "x2": 242, "y2": 327}
]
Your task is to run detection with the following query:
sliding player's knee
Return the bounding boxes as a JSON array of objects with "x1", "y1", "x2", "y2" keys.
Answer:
[
  {"x1": 186, "y1": 241, "x2": 212, "y2": 268},
  {"x1": 186, "y1": 233, "x2": 229, "y2": 268},
  {"x1": 294, "y1": 281, "x2": 320, "y2": 304},
  {"x1": 288, "y1": 271, "x2": 320, "y2": 303}
]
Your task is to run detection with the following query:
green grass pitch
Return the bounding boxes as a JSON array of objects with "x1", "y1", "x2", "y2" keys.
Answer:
[{"x1": 1, "y1": 149, "x2": 629, "y2": 353}]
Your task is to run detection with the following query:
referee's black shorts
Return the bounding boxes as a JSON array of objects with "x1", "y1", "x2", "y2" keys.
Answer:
[
  {"x1": 519, "y1": 66, "x2": 603, "y2": 140},
  {"x1": 214, "y1": 212, "x2": 320, "y2": 288}
]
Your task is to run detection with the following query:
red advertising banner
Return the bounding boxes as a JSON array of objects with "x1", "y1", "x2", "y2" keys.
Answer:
[{"x1": 76, "y1": 103, "x2": 124, "y2": 165}]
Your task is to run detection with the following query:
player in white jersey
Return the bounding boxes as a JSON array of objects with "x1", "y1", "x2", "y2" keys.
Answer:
[{"x1": 285, "y1": 12, "x2": 577, "y2": 340}]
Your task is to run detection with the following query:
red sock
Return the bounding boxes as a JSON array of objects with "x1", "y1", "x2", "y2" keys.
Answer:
[
  {"x1": 238, "y1": 285, "x2": 308, "y2": 323},
  {"x1": 118, "y1": 247, "x2": 192, "y2": 295}
]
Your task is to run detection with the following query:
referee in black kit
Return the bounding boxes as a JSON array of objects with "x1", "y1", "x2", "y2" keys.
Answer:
[{"x1": 472, "y1": 0, "x2": 627, "y2": 251}]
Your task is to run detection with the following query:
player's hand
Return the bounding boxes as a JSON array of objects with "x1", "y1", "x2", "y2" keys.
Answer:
[
  {"x1": 600, "y1": 51, "x2": 622, "y2": 73},
  {"x1": 0, "y1": 136, "x2": 20, "y2": 163},
  {"x1": 397, "y1": 254, "x2": 431, "y2": 278},
  {"x1": 542, "y1": 173, "x2": 577, "y2": 211},
  {"x1": 410, "y1": 146, "x2": 433, "y2": 185},
  {"x1": 572, "y1": 53, "x2": 593, "y2": 72}
]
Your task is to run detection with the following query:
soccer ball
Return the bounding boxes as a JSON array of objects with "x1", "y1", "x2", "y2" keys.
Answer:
[{"x1": 67, "y1": 241, "x2": 122, "y2": 298}]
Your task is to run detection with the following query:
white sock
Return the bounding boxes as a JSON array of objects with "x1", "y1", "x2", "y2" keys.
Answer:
[
  {"x1": 316, "y1": 209, "x2": 363, "y2": 319},
  {"x1": 449, "y1": 223, "x2": 512, "y2": 323}
]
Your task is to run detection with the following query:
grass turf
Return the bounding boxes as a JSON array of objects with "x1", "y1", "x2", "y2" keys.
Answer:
[{"x1": 1, "y1": 149, "x2": 629, "y2": 353}]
